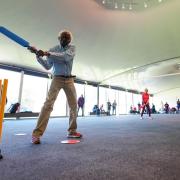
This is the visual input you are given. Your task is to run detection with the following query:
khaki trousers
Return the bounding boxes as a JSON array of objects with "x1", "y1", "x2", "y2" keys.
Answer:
[{"x1": 32, "y1": 76, "x2": 77, "y2": 137}]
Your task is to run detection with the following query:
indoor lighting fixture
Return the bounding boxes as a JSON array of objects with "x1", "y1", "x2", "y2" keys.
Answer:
[
  {"x1": 129, "y1": 4, "x2": 132, "y2": 10},
  {"x1": 122, "y1": 3, "x2": 125, "y2": 9},
  {"x1": 144, "y1": 2, "x2": 148, "y2": 8},
  {"x1": 97, "y1": 0, "x2": 165, "y2": 11}
]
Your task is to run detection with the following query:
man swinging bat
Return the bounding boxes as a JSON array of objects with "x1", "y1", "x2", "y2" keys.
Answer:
[{"x1": 28, "y1": 30, "x2": 82, "y2": 144}]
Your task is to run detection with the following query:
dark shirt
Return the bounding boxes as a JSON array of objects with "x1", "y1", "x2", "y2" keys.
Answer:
[{"x1": 78, "y1": 97, "x2": 84, "y2": 107}]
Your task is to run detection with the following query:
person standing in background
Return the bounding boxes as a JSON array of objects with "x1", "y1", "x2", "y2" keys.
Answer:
[
  {"x1": 177, "y1": 99, "x2": 180, "y2": 113},
  {"x1": 164, "y1": 102, "x2": 169, "y2": 114},
  {"x1": 112, "y1": 100, "x2": 117, "y2": 115},
  {"x1": 77, "y1": 94, "x2": 85, "y2": 116},
  {"x1": 107, "y1": 100, "x2": 111, "y2": 116}
]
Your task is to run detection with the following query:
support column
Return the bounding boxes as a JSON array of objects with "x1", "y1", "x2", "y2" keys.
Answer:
[
  {"x1": 83, "y1": 83, "x2": 86, "y2": 116},
  {"x1": 17, "y1": 71, "x2": 24, "y2": 112},
  {"x1": 125, "y1": 90, "x2": 128, "y2": 114},
  {"x1": 97, "y1": 85, "x2": 99, "y2": 107}
]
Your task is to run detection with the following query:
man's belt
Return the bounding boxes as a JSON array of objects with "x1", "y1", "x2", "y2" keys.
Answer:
[{"x1": 54, "y1": 75, "x2": 76, "y2": 78}]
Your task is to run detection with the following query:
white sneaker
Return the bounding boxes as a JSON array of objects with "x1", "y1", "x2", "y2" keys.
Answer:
[
  {"x1": 140, "y1": 117, "x2": 143, "y2": 119},
  {"x1": 149, "y1": 116, "x2": 153, "y2": 119}
]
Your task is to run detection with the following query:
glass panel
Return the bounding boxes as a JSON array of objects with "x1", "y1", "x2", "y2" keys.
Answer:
[
  {"x1": 99, "y1": 87, "x2": 119, "y2": 115},
  {"x1": 84, "y1": 85, "x2": 97, "y2": 115},
  {"x1": 75, "y1": 83, "x2": 85, "y2": 98},
  {"x1": 126, "y1": 92, "x2": 133, "y2": 114},
  {"x1": 21, "y1": 74, "x2": 47, "y2": 112},
  {"x1": 133, "y1": 93, "x2": 141, "y2": 113},
  {"x1": 118, "y1": 91, "x2": 126, "y2": 114},
  {"x1": 0, "y1": 69, "x2": 21, "y2": 112},
  {"x1": 99, "y1": 87, "x2": 108, "y2": 112}
]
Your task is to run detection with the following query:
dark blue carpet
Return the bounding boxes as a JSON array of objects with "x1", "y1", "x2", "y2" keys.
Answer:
[{"x1": 0, "y1": 114, "x2": 180, "y2": 180}]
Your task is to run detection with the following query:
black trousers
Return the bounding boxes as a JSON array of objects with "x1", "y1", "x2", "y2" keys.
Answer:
[
  {"x1": 77, "y1": 106, "x2": 84, "y2": 116},
  {"x1": 141, "y1": 103, "x2": 151, "y2": 117}
]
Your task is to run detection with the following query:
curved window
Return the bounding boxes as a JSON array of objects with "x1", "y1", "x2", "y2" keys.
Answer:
[{"x1": 0, "y1": 69, "x2": 21, "y2": 112}]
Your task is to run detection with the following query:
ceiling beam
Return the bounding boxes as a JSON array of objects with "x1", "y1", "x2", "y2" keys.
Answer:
[{"x1": 100, "y1": 56, "x2": 180, "y2": 84}]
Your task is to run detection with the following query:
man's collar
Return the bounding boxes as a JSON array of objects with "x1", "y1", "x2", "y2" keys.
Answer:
[{"x1": 59, "y1": 44, "x2": 70, "y2": 50}]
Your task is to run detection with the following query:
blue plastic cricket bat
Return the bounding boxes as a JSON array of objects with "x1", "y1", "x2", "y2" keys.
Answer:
[{"x1": 0, "y1": 26, "x2": 30, "y2": 47}]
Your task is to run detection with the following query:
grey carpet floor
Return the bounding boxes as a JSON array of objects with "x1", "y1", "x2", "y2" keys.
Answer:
[{"x1": 0, "y1": 114, "x2": 180, "y2": 180}]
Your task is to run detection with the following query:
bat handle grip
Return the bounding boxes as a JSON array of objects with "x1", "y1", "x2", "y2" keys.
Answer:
[{"x1": 27, "y1": 46, "x2": 37, "y2": 54}]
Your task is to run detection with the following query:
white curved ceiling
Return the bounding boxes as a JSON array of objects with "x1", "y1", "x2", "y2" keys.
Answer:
[{"x1": 0, "y1": 0, "x2": 180, "y2": 94}]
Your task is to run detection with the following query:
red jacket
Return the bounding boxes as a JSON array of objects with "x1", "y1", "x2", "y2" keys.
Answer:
[{"x1": 142, "y1": 92, "x2": 149, "y2": 104}]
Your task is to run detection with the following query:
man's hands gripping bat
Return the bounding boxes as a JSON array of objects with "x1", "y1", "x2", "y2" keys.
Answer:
[{"x1": 28, "y1": 46, "x2": 50, "y2": 57}]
